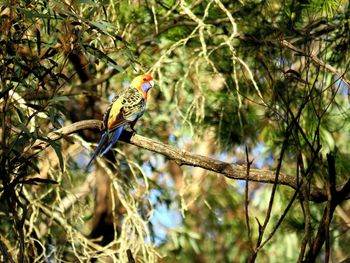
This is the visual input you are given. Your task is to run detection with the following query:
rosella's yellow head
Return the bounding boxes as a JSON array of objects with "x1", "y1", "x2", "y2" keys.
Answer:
[{"x1": 131, "y1": 74, "x2": 154, "y2": 98}]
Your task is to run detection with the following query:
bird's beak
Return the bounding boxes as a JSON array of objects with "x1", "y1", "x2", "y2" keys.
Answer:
[{"x1": 149, "y1": 80, "x2": 155, "y2": 88}]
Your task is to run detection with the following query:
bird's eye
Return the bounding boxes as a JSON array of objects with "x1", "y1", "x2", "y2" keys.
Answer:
[{"x1": 143, "y1": 78, "x2": 147, "y2": 81}]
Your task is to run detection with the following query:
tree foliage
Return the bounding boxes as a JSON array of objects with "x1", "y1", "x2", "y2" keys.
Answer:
[{"x1": 0, "y1": 0, "x2": 349, "y2": 262}]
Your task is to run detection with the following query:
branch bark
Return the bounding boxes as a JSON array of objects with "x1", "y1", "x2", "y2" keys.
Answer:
[{"x1": 29, "y1": 120, "x2": 349, "y2": 203}]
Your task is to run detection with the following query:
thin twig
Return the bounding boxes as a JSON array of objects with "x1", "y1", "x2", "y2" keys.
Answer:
[
  {"x1": 280, "y1": 39, "x2": 350, "y2": 87},
  {"x1": 259, "y1": 185, "x2": 300, "y2": 249},
  {"x1": 249, "y1": 133, "x2": 289, "y2": 262},
  {"x1": 297, "y1": 153, "x2": 311, "y2": 263},
  {"x1": 0, "y1": 236, "x2": 15, "y2": 263},
  {"x1": 244, "y1": 146, "x2": 253, "y2": 253},
  {"x1": 304, "y1": 153, "x2": 339, "y2": 262}
]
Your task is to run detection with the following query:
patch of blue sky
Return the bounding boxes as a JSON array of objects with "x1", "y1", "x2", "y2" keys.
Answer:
[
  {"x1": 141, "y1": 162, "x2": 153, "y2": 178},
  {"x1": 334, "y1": 78, "x2": 349, "y2": 96},
  {"x1": 252, "y1": 143, "x2": 265, "y2": 169},
  {"x1": 168, "y1": 133, "x2": 176, "y2": 143},
  {"x1": 154, "y1": 203, "x2": 182, "y2": 228},
  {"x1": 148, "y1": 188, "x2": 183, "y2": 246},
  {"x1": 77, "y1": 148, "x2": 93, "y2": 170},
  {"x1": 218, "y1": 152, "x2": 228, "y2": 162},
  {"x1": 149, "y1": 154, "x2": 165, "y2": 169},
  {"x1": 141, "y1": 161, "x2": 182, "y2": 244},
  {"x1": 150, "y1": 203, "x2": 182, "y2": 245},
  {"x1": 226, "y1": 143, "x2": 273, "y2": 197},
  {"x1": 216, "y1": 144, "x2": 269, "y2": 169},
  {"x1": 50, "y1": 116, "x2": 65, "y2": 131},
  {"x1": 57, "y1": 117, "x2": 65, "y2": 127}
]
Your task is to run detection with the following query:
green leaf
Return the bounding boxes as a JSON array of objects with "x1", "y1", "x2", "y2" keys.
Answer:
[
  {"x1": 17, "y1": 122, "x2": 31, "y2": 137},
  {"x1": 59, "y1": 133, "x2": 75, "y2": 144},
  {"x1": 24, "y1": 159, "x2": 41, "y2": 174},
  {"x1": 189, "y1": 238, "x2": 200, "y2": 254},
  {"x1": 40, "y1": 137, "x2": 65, "y2": 172},
  {"x1": 86, "y1": 7, "x2": 98, "y2": 19},
  {"x1": 48, "y1": 96, "x2": 70, "y2": 104},
  {"x1": 84, "y1": 45, "x2": 124, "y2": 72},
  {"x1": 187, "y1": 230, "x2": 200, "y2": 240},
  {"x1": 17, "y1": 7, "x2": 52, "y2": 19},
  {"x1": 76, "y1": 0, "x2": 97, "y2": 6},
  {"x1": 46, "y1": 108, "x2": 56, "y2": 127},
  {"x1": 82, "y1": 213, "x2": 94, "y2": 221},
  {"x1": 89, "y1": 21, "x2": 118, "y2": 35},
  {"x1": 106, "y1": 60, "x2": 125, "y2": 72},
  {"x1": 14, "y1": 106, "x2": 26, "y2": 123},
  {"x1": 21, "y1": 177, "x2": 58, "y2": 185},
  {"x1": 0, "y1": 85, "x2": 13, "y2": 99},
  {"x1": 51, "y1": 141, "x2": 64, "y2": 172},
  {"x1": 25, "y1": 103, "x2": 44, "y2": 111}
]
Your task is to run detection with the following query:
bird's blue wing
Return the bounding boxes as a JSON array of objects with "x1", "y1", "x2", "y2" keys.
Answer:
[{"x1": 100, "y1": 125, "x2": 125, "y2": 157}]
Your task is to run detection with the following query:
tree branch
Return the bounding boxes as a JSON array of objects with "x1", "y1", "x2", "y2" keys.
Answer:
[{"x1": 28, "y1": 120, "x2": 349, "y2": 203}]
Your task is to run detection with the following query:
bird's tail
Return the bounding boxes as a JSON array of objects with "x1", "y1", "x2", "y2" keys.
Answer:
[
  {"x1": 86, "y1": 132, "x2": 108, "y2": 169},
  {"x1": 100, "y1": 125, "x2": 125, "y2": 157}
]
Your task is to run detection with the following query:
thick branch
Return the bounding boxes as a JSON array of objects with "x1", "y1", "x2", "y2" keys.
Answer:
[{"x1": 29, "y1": 120, "x2": 349, "y2": 203}]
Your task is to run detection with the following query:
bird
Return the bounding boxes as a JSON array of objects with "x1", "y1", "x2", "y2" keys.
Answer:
[{"x1": 86, "y1": 74, "x2": 154, "y2": 169}]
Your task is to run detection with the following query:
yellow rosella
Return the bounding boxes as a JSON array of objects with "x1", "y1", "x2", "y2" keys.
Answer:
[{"x1": 87, "y1": 74, "x2": 154, "y2": 168}]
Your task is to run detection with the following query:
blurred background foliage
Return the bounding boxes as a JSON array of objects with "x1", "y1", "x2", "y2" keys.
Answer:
[{"x1": 0, "y1": 0, "x2": 349, "y2": 262}]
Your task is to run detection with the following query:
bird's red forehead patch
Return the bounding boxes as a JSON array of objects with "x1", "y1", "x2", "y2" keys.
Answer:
[{"x1": 143, "y1": 74, "x2": 153, "y2": 81}]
